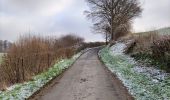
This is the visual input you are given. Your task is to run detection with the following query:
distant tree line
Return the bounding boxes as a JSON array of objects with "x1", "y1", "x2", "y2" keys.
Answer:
[{"x1": 0, "y1": 40, "x2": 12, "y2": 52}]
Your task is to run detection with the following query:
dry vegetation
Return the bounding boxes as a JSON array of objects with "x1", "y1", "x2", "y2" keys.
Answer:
[
  {"x1": 76, "y1": 42, "x2": 105, "y2": 52},
  {"x1": 124, "y1": 32, "x2": 170, "y2": 72},
  {"x1": 85, "y1": 0, "x2": 142, "y2": 42},
  {"x1": 0, "y1": 34, "x2": 84, "y2": 89}
]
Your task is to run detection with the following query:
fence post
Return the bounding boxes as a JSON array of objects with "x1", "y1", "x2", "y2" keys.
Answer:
[
  {"x1": 47, "y1": 53, "x2": 50, "y2": 68},
  {"x1": 16, "y1": 58, "x2": 20, "y2": 83},
  {"x1": 21, "y1": 58, "x2": 25, "y2": 81}
]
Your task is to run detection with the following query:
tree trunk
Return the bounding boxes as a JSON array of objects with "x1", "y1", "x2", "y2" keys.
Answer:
[{"x1": 105, "y1": 33, "x2": 108, "y2": 45}]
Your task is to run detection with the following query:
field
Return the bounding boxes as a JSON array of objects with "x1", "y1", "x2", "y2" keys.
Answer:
[
  {"x1": 157, "y1": 27, "x2": 170, "y2": 35},
  {"x1": 135, "y1": 27, "x2": 170, "y2": 35}
]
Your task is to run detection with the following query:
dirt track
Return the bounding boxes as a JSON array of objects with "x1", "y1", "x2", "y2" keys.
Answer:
[{"x1": 30, "y1": 48, "x2": 133, "y2": 100}]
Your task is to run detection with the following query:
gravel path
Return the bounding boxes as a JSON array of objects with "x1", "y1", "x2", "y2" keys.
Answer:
[{"x1": 30, "y1": 48, "x2": 133, "y2": 100}]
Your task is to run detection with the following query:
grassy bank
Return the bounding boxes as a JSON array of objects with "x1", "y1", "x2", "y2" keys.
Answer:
[
  {"x1": 99, "y1": 46, "x2": 170, "y2": 100},
  {"x1": 0, "y1": 52, "x2": 82, "y2": 100},
  {"x1": 125, "y1": 32, "x2": 170, "y2": 72}
]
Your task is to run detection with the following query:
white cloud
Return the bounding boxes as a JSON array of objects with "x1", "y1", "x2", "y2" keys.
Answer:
[
  {"x1": 0, "y1": 0, "x2": 73, "y2": 40},
  {"x1": 39, "y1": 0, "x2": 73, "y2": 16},
  {"x1": 0, "y1": 0, "x2": 103, "y2": 41},
  {"x1": 0, "y1": 0, "x2": 73, "y2": 16},
  {"x1": 133, "y1": 0, "x2": 170, "y2": 32}
]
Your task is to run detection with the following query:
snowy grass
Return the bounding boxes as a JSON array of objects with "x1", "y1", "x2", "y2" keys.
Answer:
[
  {"x1": 0, "y1": 52, "x2": 82, "y2": 100},
  {"x1": 136, "y1": 27, "x2": 170, "y2": 35},
  {"x1": 157, "y1": 27, "x2": 170, "y2": 35},
  {"x1": 99, "y1": 45, "x2": 170, "y2": 100}
]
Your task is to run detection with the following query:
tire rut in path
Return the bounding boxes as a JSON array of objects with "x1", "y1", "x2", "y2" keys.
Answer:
[{"x1": 30, "y1": 48, "x2": 133, "y2": 100}]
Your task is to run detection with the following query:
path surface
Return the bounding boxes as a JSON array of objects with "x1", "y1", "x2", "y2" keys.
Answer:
[{"x1": 30, "y1": 48, "x2": 133, "y2": 100}]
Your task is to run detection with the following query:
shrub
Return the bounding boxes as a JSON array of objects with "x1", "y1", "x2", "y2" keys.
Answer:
[
  {"x1": 125, "y1": 32, "x2": 170, "y2": 72},
  {"x1": 76, "y1": 42, "x2": 105, "y2": 53},
  {"x1": 151, "y1": 35, "x2": 170, "y2": 71}
]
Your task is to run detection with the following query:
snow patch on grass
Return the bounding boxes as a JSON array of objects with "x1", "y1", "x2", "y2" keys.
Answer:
[
  {"x1": 99, "y1": 42, "x2": 170, "y2": 100},
  {"x1": 110, "y1": 42, "x2": 126, "y2": 55},
  {"x1": 133, "y1": 66, "x2": 169, "y2": 83},
  {"x1": 0, "y1": 52, "x2": 82, "y2": 100}
]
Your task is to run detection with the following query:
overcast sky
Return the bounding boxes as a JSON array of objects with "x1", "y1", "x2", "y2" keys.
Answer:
[{"x1": 0, "y1": 0, "x2": 170, "y2": 42}]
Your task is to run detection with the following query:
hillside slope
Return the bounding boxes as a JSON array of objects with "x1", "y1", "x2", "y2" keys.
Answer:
[{"x1": 136, "y1": 27, "x2": 170, "y2": 35}]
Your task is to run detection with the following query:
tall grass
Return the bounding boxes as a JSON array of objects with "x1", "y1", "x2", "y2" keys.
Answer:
[
  {"x1": 0, "y1": 34, "x2": 84, "y2": 89},
  {"x1": 125, "y1": 32, "x2": 170, "y2": 72},
  {"x1": 151, "y1": 35, "x2": 170, "y2": 71}
]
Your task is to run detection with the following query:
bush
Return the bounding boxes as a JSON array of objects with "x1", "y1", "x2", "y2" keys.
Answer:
[
  {"x1": 125, "y1": 32, "x2": 170, "y2": 72},
  {"x1": 127, "y1": 32, "x2": 159, "y2": 53},
  {"x1": 76, "y1": 42, "x2": 105, "y2": 52},
  {"x1": 151, "y1": 35, "x2": 170, "y2": 71}
]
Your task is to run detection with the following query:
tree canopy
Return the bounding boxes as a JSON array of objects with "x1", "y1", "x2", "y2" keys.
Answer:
[{"x1": 85, "y1": 0, "x2": 142, "y2": 41}]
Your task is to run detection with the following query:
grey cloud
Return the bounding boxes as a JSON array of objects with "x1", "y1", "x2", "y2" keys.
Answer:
[
  {"x1": 133, "y1": 0, "x2": 170, "y2": 32},
  {"x1": 0, "y1": 0, "x2": 169, "y2": 42},
  {"x1": 0, "y1": 0, "x2": 71, "y2": 16},
  {"x1": 0, "y1": 0, "x2": 103, "y2": 42}
]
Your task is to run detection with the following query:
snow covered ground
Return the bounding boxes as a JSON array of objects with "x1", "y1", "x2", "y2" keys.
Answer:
[
  {"x1": 0, "y1": 51, "x2": 83, "y2": 100},
  {"x1": 99, "y1": 42, "x2": 170, "y2": 100},
  {"x1": 110, "y1": 42, "x2": 169, "y2": 83},
  {"x1": 157, "y1": 27, "x2": 170, "y2": 35}
]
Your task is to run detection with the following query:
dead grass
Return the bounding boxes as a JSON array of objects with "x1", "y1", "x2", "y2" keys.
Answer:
[
  {"x1": 0, "y1": 34, "x2": 84, "y2": 89},
  {"x1": 125, "y1": 32, "x2": 170, "y2": 72}
]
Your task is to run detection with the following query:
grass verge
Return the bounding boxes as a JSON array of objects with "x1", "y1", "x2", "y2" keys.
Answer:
[{"x1": 99, "y1": 47, "x2": 170, "y2": 100}]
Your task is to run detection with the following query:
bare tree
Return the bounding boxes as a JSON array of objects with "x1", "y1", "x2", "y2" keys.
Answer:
[
  {"x1": 114, "y1": 22, "x2": 132, "y2": 40},
  {"x1": 85, "y1": 0, "x2": 142, "y2": 41},
  {"x1": 92, "y1": 22, "x2": 111, "y2": 44}
]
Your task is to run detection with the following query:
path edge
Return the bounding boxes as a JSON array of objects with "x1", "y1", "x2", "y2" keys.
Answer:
[
  {"x1": 97, "y1": 48, "x2": 135, "y2": 100},
  {"x1": 27, "y1": 49, "x2": 90, "y2": 100}
]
